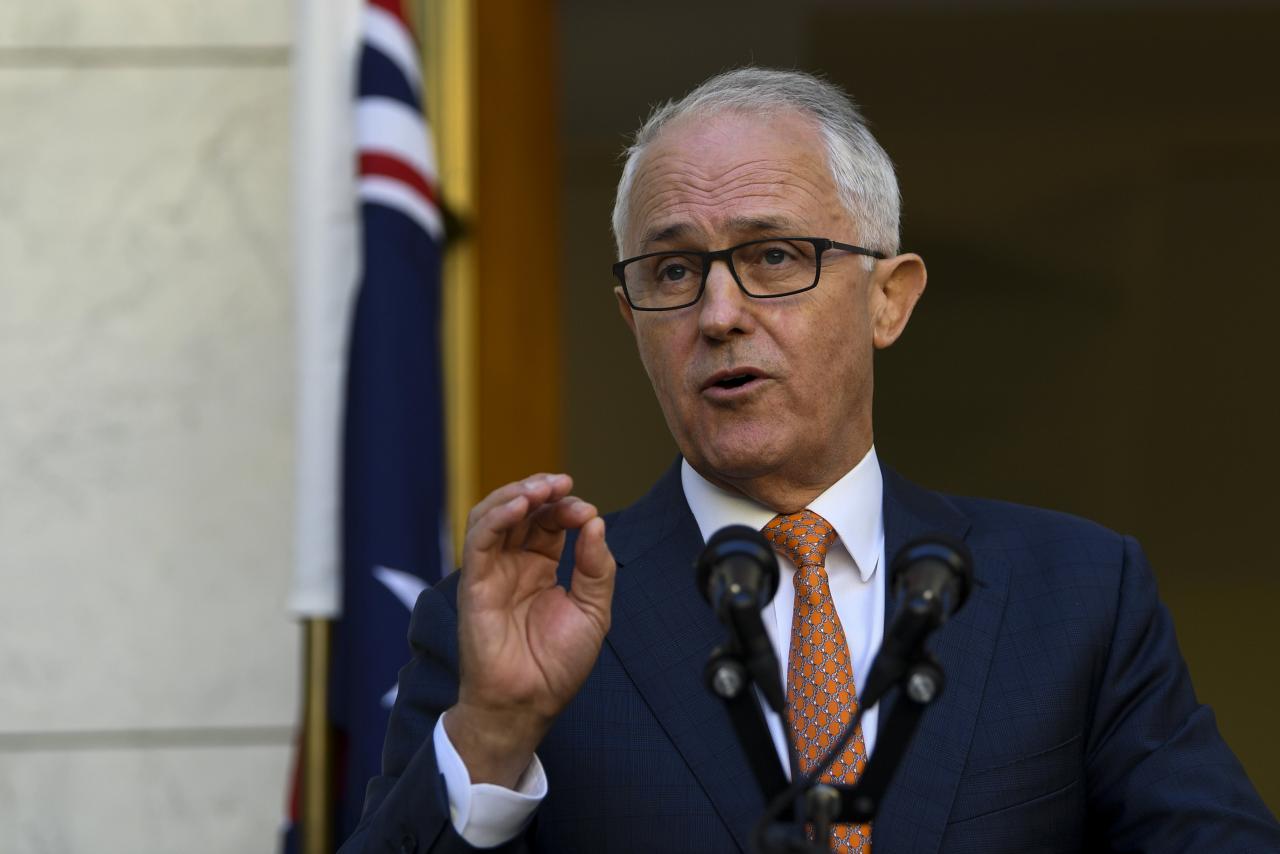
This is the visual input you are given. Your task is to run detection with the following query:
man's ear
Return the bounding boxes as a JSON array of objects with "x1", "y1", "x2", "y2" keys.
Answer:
[
  {"x1": 615, "y1": 285, "x2": 638, "y2": 336},
  {"x1": 870, "y1": 253, "x2": 927, "y2": 350}
]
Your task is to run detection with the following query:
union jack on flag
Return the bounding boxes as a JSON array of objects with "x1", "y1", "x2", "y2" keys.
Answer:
[{"x1": 355, "y1": 0, "x2": 444, "y2": 239}]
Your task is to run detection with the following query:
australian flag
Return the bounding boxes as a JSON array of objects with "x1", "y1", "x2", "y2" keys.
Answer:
[
  {"x1": 283, "y1": 0, "x2": 447, "y2": 850},
  {"x1": 333, "y1": 0, "x2": 448, "y2": 845}
]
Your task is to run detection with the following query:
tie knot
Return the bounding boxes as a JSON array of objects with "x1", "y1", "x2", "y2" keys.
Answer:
[{"x1": 762, "y1": 509, "x2": 836, "y2": 569}]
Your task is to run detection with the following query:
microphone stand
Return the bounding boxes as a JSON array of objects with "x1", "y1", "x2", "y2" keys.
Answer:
[
  {"x1": 704, "y1": 603, "x2": 948, "y2": 854},
  {"x1": 704, "y1": 594, "x2": 796, "y2": 806}
]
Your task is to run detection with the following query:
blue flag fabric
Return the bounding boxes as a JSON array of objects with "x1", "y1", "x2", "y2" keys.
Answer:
[
  {"x1": 332, "y1": 200, "x2": 446, "y2": 842},
  {"x1": 331, "y1": 0, "x2": 448, "y2": 844}
]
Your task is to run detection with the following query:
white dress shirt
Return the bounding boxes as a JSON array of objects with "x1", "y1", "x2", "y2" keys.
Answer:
[
  {"x1": 433, "y1": 446, "x2": 886, "y2": 845},
  {"x1": 680, "y1": 446, "x2": 885, "y2": 765}
]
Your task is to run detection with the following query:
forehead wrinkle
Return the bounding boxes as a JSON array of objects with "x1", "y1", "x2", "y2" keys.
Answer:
[
  {"x1": 640, "y1": 154, "x2": 829, "y2": 202},
  {"x1": 644, "y1": 189, "x2": 804, "y2": 229},
  {"x1": 632, "y1": 167, "x2": 837, "y2": 248},
  {"x1": 662, "y1": 154, "x2": 791, "y2": 187}
]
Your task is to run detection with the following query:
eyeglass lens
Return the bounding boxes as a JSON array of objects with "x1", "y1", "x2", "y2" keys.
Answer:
[{"x1": 624, "y1": 239, "x2": 819, "y2": 308}]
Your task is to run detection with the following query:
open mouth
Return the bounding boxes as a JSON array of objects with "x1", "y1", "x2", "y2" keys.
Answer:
[
  {"x1": 703, "y1": 368, "x2": 767, "y2": 393},
  {"x1": 714, "y1": 374, "x2": 756, "y2": 390}
]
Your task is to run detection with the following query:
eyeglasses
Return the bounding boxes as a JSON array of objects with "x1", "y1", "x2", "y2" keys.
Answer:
[{"x1": 612, "y1": 237, "x2": 885, "y2": 311}]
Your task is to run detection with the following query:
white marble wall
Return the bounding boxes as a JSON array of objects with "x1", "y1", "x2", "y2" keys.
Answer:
[{"x1": 0, "y1": 4, "x2": 298, "y2": 852}]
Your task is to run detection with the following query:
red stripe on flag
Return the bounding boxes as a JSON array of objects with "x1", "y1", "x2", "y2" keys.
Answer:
[
  {"x1": 359, "y1": 152, "x2": 439, "y2": 208},
  {"x1": 368, "y1": 0, "x2": 408, "y2": 27}
]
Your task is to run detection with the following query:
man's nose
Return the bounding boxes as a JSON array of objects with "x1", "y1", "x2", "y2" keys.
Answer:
[{"x1": 697, "y1": 259, "x2": 753, "y2": 339}]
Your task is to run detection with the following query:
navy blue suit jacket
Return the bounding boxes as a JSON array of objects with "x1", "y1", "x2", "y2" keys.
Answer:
[{"x1": 340, "y1": 462, "x2": 1279, "y2": 853}]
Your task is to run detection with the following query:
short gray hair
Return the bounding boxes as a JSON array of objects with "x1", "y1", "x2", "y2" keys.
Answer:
[{"x1": 611, "y1": 67, "x2": 901, "y2": 260}]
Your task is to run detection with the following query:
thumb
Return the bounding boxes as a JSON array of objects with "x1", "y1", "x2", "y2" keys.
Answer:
[{"x1": 569, "y1": 516, "x2": 616, "y2": 629}]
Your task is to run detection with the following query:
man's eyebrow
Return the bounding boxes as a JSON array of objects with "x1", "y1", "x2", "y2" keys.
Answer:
[
  {"x1": 725, "y1": 215, "x2": 796, "y2": 234},
  {"x1": 641, "y1": 223, "x2": 690, "y2": 249},
  {"x1": 641, "y1": 216, "x2": 799, "y2": 250}
]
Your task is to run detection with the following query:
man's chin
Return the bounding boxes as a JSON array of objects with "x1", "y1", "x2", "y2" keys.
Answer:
[{"x1": 683, "y1": 436, "x2": 786, "y2": 485}]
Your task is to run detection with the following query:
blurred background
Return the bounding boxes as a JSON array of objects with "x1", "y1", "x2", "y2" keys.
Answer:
[{"x1": 2, "y1": 0, "x2": 1277, "y2": 851}]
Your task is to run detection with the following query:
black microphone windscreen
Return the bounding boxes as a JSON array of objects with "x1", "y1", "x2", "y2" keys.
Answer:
[
  {"x1": 890, "y1": 536, "x2": 974, "y2": 618},
  {"x1": 696, "y1": 524, "x2": 781, "y2": 609}
]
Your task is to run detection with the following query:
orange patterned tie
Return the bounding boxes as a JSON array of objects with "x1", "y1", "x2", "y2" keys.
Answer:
[{"x1": 763, "y1": 510, "x2": 871, "y2": 854}]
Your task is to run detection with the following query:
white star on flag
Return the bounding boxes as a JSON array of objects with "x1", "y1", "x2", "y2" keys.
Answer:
[{"x1": 372, "y1": 565, "x2": 430, "y2": 708}]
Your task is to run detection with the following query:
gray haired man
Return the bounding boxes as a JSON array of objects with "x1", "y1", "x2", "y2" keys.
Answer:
[{"x1": 339, "y1": 68, "x2": 1279, "y2": 853}]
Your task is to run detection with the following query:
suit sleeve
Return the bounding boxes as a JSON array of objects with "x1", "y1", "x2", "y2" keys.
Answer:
[
  {"x1": 337, "y1": 581, "x2": 535, "y2": 854},
  {"x1": 1083, "y1": 535, "x2": 1279, "y2": 851}
]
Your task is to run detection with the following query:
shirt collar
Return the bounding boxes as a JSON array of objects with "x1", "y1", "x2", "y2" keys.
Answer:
[{"x1": 680, "y1": 445, "x2": 884, "y2": 582}]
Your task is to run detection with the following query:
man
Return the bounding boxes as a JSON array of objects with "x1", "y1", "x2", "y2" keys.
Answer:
[{"x1": 339, "y1": 68, "x2": 1279, "y2": 853}]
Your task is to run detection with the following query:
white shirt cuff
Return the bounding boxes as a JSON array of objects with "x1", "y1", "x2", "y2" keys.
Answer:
[{"x1": 433, "y1": 712, "x2": 547, "y2": 848}]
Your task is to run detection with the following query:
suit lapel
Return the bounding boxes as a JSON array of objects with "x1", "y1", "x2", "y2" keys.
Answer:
[
  {"x1": 603, "y1": 461, "x2": 763, "y2": 852},
  {"x1": 872, "y1": 466, "x2": 1010, "y2": 853}
]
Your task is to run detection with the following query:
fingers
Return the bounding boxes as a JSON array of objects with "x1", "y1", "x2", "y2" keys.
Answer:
[
  {"x1": 465, "y1": 473, "x2": 573, "y2": 554},
  {"x1": 527, "y1": 496, "x2": 597, "y2": 541},
  {"x1": 569, "y1": 516, "x2": 617, "y2": 630},
  {"x1": 497, "y1": 495, "x2": 599, "y2": 560},
  {"x1": 467, "y1": 473, "x2": 572, "y2": 533}
]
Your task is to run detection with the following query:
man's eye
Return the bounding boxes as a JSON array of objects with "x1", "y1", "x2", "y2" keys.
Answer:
[
  {"x1": 658, "y1": 263, "x2": 689, "y2": 281},
  {"x1": 762, "y1": 248, "x2": 790, "y2": 265}
]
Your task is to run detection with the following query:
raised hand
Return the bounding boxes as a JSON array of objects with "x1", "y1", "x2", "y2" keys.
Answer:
[{"x1": 444, "y1": 473, "x2": 617, "y2": 787}]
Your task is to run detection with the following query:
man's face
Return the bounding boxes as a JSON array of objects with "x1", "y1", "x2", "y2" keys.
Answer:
[{"x1": 617, "y1": 110, "x2": 917, "y2": 505}]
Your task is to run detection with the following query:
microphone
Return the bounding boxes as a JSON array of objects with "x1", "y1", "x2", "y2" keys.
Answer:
[
  {"x1": 892, "y1": 537, "x2": 972, "y2": 620},
  {"x1": 696, "y1": 525, "x2": 786, "y2": 713},
  {"x1": 861, "y1": 536, "x2": 973, "y2": 708},
  {"x1": 697, "y1": 524, "x2": 780, "y2": 618}
]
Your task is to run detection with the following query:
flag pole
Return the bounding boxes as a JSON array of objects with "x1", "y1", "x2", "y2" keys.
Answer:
[
  {"x1": 291, "y1": 0, "x2": 358, "y2": 847},
  {"x1": 303, "y1": 618, "x2": 333, "y2": 854}
]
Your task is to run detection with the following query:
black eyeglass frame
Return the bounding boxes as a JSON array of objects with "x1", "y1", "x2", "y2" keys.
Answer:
[{"x1": 612, "y1": 237, "x2": 886, "y2": 311}]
